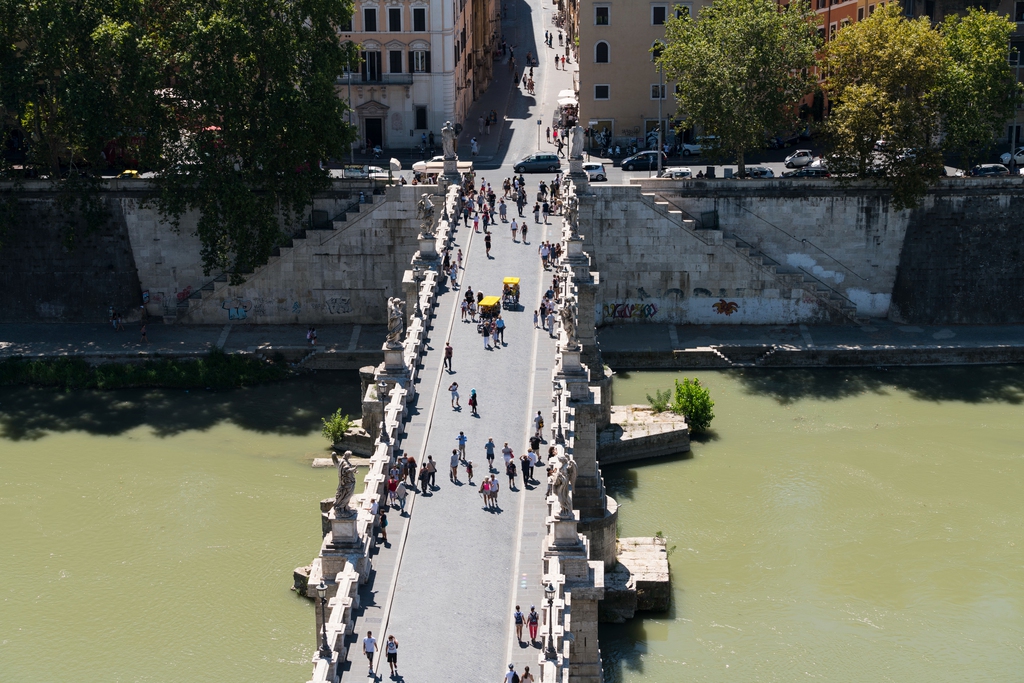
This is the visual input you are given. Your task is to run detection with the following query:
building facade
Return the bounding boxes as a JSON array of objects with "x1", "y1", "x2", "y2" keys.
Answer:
[
  {"x1": 338, "y1": 0, "x2": 498, "y2": 151},
  {"x1": 576, "y1": 0, "x2": 712, "y2": 152}
]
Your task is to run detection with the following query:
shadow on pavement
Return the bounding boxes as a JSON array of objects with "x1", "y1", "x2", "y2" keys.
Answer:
[
  {"x1": 735, "y1": 365, "x2": 1024, "y2": 406},
  {"x1": 0, "y1": 372, "x2": 363, "y2": 441}
]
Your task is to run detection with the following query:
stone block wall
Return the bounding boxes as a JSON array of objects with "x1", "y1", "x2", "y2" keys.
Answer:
[
  {"x1": 0, "y1": 190, "x2": 142, "y2": 322},
  {"x1": 579, "y1": 185, "x2": 830, "y2": 326},
  {"x1": 890, "y1": 191, "x2": 1024, "y2": 324}
]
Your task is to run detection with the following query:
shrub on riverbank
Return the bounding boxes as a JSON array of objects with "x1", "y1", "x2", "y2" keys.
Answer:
[
  {"x1": 0, "y1": 350, "x2": 287, "y2": 391},
  {"x1": 647, "y1": 377, "x2": 715, "y2": 432},
  {"x1": 321, "y1": 409, "x2": 352, "y2": 444}
]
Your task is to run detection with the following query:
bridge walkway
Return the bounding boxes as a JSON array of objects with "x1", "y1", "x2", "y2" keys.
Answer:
[{"x1": 343, "y1": 205, "x2": 561, "y2": 682}]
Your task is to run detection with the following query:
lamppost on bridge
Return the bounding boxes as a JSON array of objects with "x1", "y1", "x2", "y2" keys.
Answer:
[
  {"x1": 545, "y1": 582, "x2": 558, "y2": 659},
  {"x1": 553, "y1": 382, "x2": 564, "y2": 444},
  {"x1": 377, "y1": 380, "x2": 389, "y2": 444},
  {"x1": 316, "y1": 581, "x2": 332, "y2": 659},
  {"x1": 412, "y1": 266, "x2": 423, "y2": 318}
]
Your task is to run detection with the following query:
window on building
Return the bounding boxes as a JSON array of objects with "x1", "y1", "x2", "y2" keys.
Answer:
[
  {"x1": 416, "y1": 107, "x2": 428, "y2": 130},
  {"x1": 388, "y1": 8, "x2": 401, "y2": 31},
  {"x1": 857, "y1": 6, "x2": 864, "y2": 20},
  {"x1": 817, "y1": 26, "x2": 825, "y2": 41},
  {"x1": 595, "y1": 41, "x2": 609, "y2": 63},
  {"x1": 361, "y1": 50, "x2": 382, "y2": 81},
  {"x1": 840, "y1": 18, "x2": 850, "y2": 28},
  {"x1": 868, "y1": 4, "x2": 875, "y2": 14},
  {"x1": 829, "y1": 22, "x2": 837, "y2": 40},
  {"x1": 595, "y1": 5, "x2": 609, "y2": 25},
  {"x1": 1014, "y1": 1, "x2": 1024, "y2": 21},
  {"x1": 651, "y1": 84, "x2": 666, "y2": 99},
  {"x1": 389, "y1": 50, "x2": 403, "y2": 73},
  {"x1": 817, "y1": 0, "x2": 826, "y2": 9},
  {"x1": 410, "y1": 49, "x2": 431, "y2": 72},
  {"x1": 363, "y1": 8, "x2": 377, "y2": 31},
  {"x1": 677, "y1": 4, "x2": 691, "y2": 18},
  {"x1": 413, "y1": 7, "x2": 427, "y2": 31},
  {"x1": 341, "y1": 16, "x2": 353, "y2": 31},
  {"x1": 594, "y1": 84, "x2": 610, "y2": 100},
  {"x1": 652, "y1": 5, "x2": 667, "y2": 24}
]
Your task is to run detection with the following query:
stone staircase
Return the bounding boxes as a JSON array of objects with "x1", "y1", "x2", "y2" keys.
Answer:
[
  {"x1": 174, "y1": 192, "x2": 387, "y2": 322},
  {"x1": 640, "y1": 192, "x2": 861, "y2": 324},
  {"x1": 711, "y1": 345, "x2": 779, "y2": 367}
]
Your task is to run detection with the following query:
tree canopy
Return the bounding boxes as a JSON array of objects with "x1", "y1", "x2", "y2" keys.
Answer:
[
  {"x1": 658, "y1": 0, "x2": 821, "y2": 175},
  {"x1": 0, "y1": 0, "x2": 358, "y2": 278},
  {"x1": 825, "y1": 4, "x2": 1020, "y2": 208}
]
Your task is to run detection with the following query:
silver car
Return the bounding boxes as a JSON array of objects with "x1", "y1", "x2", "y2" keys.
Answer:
[{"x1": 582, "y1": 162, "x2": 607, "y2": 181}]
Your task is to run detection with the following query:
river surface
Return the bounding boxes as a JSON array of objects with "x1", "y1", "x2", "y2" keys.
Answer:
[
  {"x1": 0, "y1": 373, "x2": 363, "y2": 683},
  {"x1": 600, "y1": 367, "x2": 1024, "y2": 683}
]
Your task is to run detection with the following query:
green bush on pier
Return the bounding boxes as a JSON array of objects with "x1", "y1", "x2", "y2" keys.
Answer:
[
  {"x1": 0, "y1": 350, "x2": 287, "y2": 391},
  {"x1": 647, "y1": 377, "x2": 715, "y2": 432},
  {"x1": 321, "y1": 409, "x2": 352, "y2": 444}
]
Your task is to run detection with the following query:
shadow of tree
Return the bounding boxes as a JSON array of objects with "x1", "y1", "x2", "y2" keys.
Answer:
[
  {"x1": 0, "y1": 372, "x2": 363, "y2": 441},
  {"x1": 735, "y1": 365, "x2": 1024, "y2": 406}
]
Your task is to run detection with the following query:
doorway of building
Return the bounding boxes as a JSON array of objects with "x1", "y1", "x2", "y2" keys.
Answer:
[{"x1": 365, "y1": 118, "x2": 383, "y2": 149}]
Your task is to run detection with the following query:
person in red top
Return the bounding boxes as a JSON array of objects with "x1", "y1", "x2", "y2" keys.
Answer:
[{"x1": 387, "y1": 476, "x2": 399, "y2": 507}]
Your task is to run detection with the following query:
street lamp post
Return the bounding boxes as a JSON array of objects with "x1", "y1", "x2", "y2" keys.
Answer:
[
  {"x1": 377, "y1": 380, "x2": 389, "y2": 444},
  {"x1": 316, "y1": 581, "x2": 332, "y2": 659},
  {"x1": 545, "y1": 582, "x2": 558, "y2": 659},
  {"x1": 553, "y1": 382, "x2": 564, "y2": 444},
  {"x1": 412, "y1": 266, "x2": 423, "y2": 318},
  {"x1": 652, "y1": 41, "x2": 665, "y2": 175}
]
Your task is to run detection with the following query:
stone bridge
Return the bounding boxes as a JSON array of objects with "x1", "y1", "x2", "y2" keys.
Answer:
[{"x1": 298, "y1": 173, "x2": 666, "y2": 683}]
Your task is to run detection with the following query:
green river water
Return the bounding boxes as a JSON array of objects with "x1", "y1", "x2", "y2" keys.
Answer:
[
  {"x1": 601, "y1": 367, "x2": 1024, "y2": 683},
  {"x1": 1, "y1": 368, "x2": 1022, "y2": 682}
]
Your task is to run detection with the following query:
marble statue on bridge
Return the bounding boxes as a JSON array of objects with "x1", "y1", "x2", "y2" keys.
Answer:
[
  {"x1": 417, "y1": 193, "x2": 435, "y2": 236},
  {"x1": 441, "y1": 121, "x2": 457, "y2": 159},
  {"x1": 570, "y1": 124, "x2": 585, "y2": 160},
  {"x1": 552, "y1": 451, "x2": 579, "y2": 517},
  {"x1": 560, "y1": 298, "x2": 580, "y2": 350},
  {"x1": 386, "y1": 297, "x2": 406, "y2": 347},
  {"x1": 331, "y1": 451, "x2": 358, "y2": 518}
]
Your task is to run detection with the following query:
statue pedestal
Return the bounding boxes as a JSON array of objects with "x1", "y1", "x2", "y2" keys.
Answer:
[
  {"x1": 443, "y1": 157, "x2": 460, "y2": 184},
  {"x1": 382, "y1": 344, "x2": 406, "y2": 374},
  {"x1": 329, "y1": 514, "x2": 360, "y2": 549},
  {"x1": 569, "y1": 158, "x2": 585, "y2": 175},
  {"x1": 556, "y1": 346, "x2": 591, "y2": 401},
  {"x1": 416, "y1": 234, "x2": 438, "y2": 262}
]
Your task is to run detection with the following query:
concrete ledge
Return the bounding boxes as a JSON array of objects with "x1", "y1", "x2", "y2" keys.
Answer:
[
  {"x1": 597, "y1": 405, "x2": 690, "y2": 464},
  {"x1": 603, "y1": 344, "x2": 1024, "y2": 370}
]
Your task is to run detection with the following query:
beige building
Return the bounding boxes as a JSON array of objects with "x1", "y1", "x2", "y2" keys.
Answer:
[
  {"x1": 576, "y1": 0, "x2": 710, "y2": 152},
  {"x1": 338, "y1": 0, "x2": 498, "y2": 151}
]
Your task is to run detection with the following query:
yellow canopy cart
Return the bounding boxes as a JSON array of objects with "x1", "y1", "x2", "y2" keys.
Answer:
[
  {"x1": 501, "y1": 277, "x2": 521, "y2": 309},
  {"x1": 479, "y1": 295, "x2": 501, "y2": 319}
]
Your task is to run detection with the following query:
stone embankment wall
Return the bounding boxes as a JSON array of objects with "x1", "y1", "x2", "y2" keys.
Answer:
[
  {"x1": 586, "y1": 177, "x2": 1024, "y2": 326},
  {"x1": 0, "y1": 187, "x2": 142, "y2": 322},
  {"x1": 0, "y1": 179, "x2": 420, "y2": 325}
]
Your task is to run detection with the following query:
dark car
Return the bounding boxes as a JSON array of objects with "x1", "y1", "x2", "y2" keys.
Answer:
[
  {"x1": 514, "y1": 153, "x2": 561, "y2": 173},
  {"x1": 621, "y1": 150, "x2": 668, "y2": 171},
  {"x1": 969, "y1": 163, "x2": 1009, "y2": 177},
  {"x1": 782, "y1": 167, "x2": 830, "y2": 178}
]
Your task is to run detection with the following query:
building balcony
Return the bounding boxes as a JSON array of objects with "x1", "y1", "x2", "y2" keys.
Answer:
[{"x1": 335, "y1": 73, "x2": 416, "y2": 86}]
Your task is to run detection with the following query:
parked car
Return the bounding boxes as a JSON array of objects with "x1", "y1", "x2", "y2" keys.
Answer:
[
  {"x1": 999, "y1": 147, "x2": 1024, "y2": 166},
  {"x1": 658, "y1": 166, "x2": 693, "y2": 179},
  {"x1": 514, "y1": 153, "x2": 561, "y2": 173},
  {"x1": 741, "y1": 165, "x2": 774, "y2": 178},
  {"x1": 782, "y1": 167, "x2": 830, "y2": 178},
  {"x1": 621, "y1": 150, "x2": 668, "y2": 171},
  {"x1": 969, "y1": 163, "x2": 1009, "y2": 177},
  {"x1": 412, "y1": 155, "x2": 444, "y2": 172},
  {"x1": 784, "y1": 149, "x2": 814, "y2": 168},
  {"x1": 678, "y1": 136, "x2": 718, "y2": 156},
  {"x1": 582, "y1": 162, "x2": 607, "y2": 181}
]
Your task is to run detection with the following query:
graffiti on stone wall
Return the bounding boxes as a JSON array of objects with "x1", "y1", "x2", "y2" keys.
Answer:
[
  {"x1": 602, "y1": 302, "x2": 659, "y2": 321},
  {"x1": 324, "y1": 297, "x2": 353, "y2": 314},
  {"x1": 223, "y1": 298, "x2": 253, "y2": 320},
  {"x1": 713, "y1": 299, "x2": 739, "y2": 315},
  {"x1": 292, "y1": 301, "x2": 301, "y2": 314},
  {"x1": 176, "y1": 286, "x2": 193, "y2": 302}
]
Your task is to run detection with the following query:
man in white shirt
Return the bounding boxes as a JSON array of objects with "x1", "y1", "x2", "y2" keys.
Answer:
[
  {"x1": 504, "y1": 663, "x2": 518, "y2": 683},
  {"x1": 363, "y1": 631, "x2": 377, "y2": 674}
]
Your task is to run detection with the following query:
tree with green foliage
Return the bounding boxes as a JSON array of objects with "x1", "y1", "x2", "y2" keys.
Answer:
[
  {"x1": 937, "y1": 9, "x2": 1022, "y2": 171},
  {"x1": 658, "y1": 0, "x2": 820, "y2": 175},
  {"x1": 321, "y1": 409, "x2": 352, "y2": 445},
  {"x1": 671, "y1": 377, "x2": 715, "y2": 433},
  {"x1": 825, "y1": 4, "x2": 946, "y2": 209},
  {"x1": 151, "y1": 0, "x2": 359, "y2": 281},
  {"x1": 0, "y1": 0, "x2": 357, "y2": 278}
]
